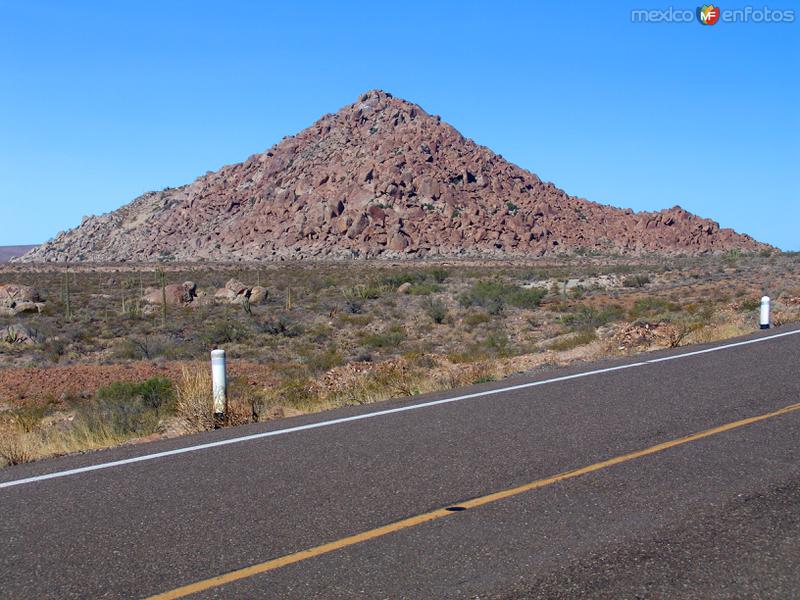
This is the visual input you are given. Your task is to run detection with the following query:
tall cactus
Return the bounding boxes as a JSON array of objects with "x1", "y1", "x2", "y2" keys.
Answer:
[
  {"x1": 62, "y1": 272, "x2": 73, "y2": 320},
  {"x1": 156, "y1": 268, "x2": 167, "y2": 328}
]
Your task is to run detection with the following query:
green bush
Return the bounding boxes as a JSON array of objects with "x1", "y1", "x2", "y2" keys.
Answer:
[
  {"x1": 78, "y1": 377, "x2": 176, "y2": 438},
  {"x1": 423, "y1": 297, "x2": 448, "y2": 324},
  {"x1": 96, "y1": 377, "x2": 175, "y2": 412},
  {"x1": 361, "y1": 325, "x2": 405, "y2": 348},
  {"x1": 301, "y1": 347, "x2": 344, "y2": 374},
  {"x1": 739, "y1": 298, "x2": 760, "y2": 312},
  {"x1": 463, "y1": 311, "x2": 491, "y2": 328},
  {"x1": 459, "y1": 281, "x2": 546, "y2": 315},
  {"x1": 509, "y1": 287, "x2": 547, "y2": 309},
  {"x1": 628, "y1": 297, "x2": 680, "y2": 320},
  {"x1": 408, "y1": 282, "x2": 441, "y2": 295},
  {"x1": 200, "y1": 318, "x2": 250, "y2": 346},
  {"x1": 559, "y1": 303, "x2": 624, "y2": 329},
  {"x1": 429, "y1": 268, "x2": 449, "y2": 283},
  {"x1": 623, "y1": 274, "x2": 652, "y2": 288},
  {"x1": 260, "y1": 315, "x2": 302, "y2": 337}
]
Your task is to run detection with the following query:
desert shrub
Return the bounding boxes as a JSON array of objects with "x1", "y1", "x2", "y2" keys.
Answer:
[
  {"x1": 96, "y1": 377, "x2": 175, "y2": 412},
  {"x1": 338, "y1": 313, "x2": 372, "y2": 326},
  {"x1": 113, "y1": 335, "x2": 170, "y2": 360},
  {"x1": 77, "y1": 377, "x2": 175, "y2": 438},
  {"x1": 509, "y1": 287, "x2": 547, "y2": 309},
  {"x1": 570, "y1": 285, "x2": 586, "y2": 299},
  {"x1": 41, "y1": 338, "x2": 67, "y2": 363},
  {"x1": 739, "y1": 298, "x2": 760, "y2": 312},
  {"x1": 459, "y1": 281, "x2": 545, "y2": 314},
  {"x1": 429, "y1": 268, "x2": 449, "y2": 283},
  {"x1": 301, "y1": 347, "x2": 344, "y2": 374},
  {"x1": 463, "y1": 311, "x2": 491, "y2": 328},
  {"x1": 458, "y1": 281, "x2": 508, "y2": 315},
  {"x1": 623, "y1": 274, "x2": 652, "y2": 288},
  {"x1": 223, "y1": 377, "x2": 261, "y2": 426},
  {"x1": 201, "y1": 317, "x2": 250, "y2": 346},
  {"x1": 408, "y1": 282, "x2": 441, "y2": 295},
  {"x1": 560, "y1": 303, "x2": 625, "y2": 328},
  {"x1": 344, "y1": 298, "x2": 364, "y2": 314},
  {"x1": 361, "y1": 325, "x2": 405, "y2": 348},
  {"x1": 423, "y1": 297, "x2": 448, "y2": 324},
  {"x1": 267, "y1": 376, "x2": 317, "y2": 411},
  {"x1": 175, "y1": 366, "x2": 214, "y2": 432},
  {"x1": 548, "y1": 329, "x2": 598, "y2": 352},
  {"x1": 481, "y1": 331, "x2": 510, "y2": 355},
  {"x1": 260, "y1": 315, "x2": 302, "y2": 337},
  {"x1": 628, "y1": 297, "x2": 680, "y2": 320}
]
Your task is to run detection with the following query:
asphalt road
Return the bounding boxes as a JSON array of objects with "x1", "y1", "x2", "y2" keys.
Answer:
[{"x1": 2, "y1": 326, "x2": 800, "y2": 599}]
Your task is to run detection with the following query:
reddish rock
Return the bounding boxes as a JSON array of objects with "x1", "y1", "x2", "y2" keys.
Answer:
[
  {"x1": 143, "y1": 281, "x2": 197, "y2": 306},
  {"x1": 16, "y1": 90, "x2": 769, "y2": 263}
]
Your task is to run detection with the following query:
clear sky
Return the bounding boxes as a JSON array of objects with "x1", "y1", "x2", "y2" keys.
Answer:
[{"x1": 1, "y1": 1, "x2": 797, "y2": 249}]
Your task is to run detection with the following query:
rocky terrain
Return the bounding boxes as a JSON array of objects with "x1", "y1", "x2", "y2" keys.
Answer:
[{"x1": 17, "y1": 90, "x2": 767, "y2": 263}]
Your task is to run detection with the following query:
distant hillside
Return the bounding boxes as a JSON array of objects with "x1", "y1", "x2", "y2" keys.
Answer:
[
  {"x1": 18, "y1": 90, "x2": 768, "y2": 262},
  {"x1": 0, "y1": 245, "x2": 37, "y2": 263}
]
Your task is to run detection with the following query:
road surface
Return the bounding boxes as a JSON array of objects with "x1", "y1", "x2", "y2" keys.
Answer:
[{"x1": 2, "y1": 326, "x2": 800, "y2": 599}]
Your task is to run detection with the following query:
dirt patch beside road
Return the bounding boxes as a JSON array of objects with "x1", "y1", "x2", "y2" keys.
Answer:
[{"x1": 0, "y1": 361, "x2": 277, "y2": 407}]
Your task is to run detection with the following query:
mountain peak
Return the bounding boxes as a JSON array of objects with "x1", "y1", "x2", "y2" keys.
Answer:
[{"x1": 17, "y1": 93, "x2": 768, "y2": 262}]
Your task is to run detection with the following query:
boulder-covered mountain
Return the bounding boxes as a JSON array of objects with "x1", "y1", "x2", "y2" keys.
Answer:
[{"x1": 18, "y1": 90, "x2": 767, "y2": 263}]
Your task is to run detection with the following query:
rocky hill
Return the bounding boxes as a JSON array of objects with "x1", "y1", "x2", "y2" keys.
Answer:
[{"x1": 17, "y1": 90, "x2": 768, "y2": 263}]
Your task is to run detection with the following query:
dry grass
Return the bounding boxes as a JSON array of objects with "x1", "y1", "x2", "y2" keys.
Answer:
[
  {"x1": 683, "y1": 322, "x2": 752, "y2": 345},
  {"x1": 0, "y1": 412, "x2": 127, "y2": 467},
  {"x1": 0, "y1": 429, "x2": 40, "y2": 466},
  {"x1": 175, "y1": 365, "x2": 214, "y2": 433},
  {"x1": 546, "y1": 329, "x2": 598, "y2": 352}
]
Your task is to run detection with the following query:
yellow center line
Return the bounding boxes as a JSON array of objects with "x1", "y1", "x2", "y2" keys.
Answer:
[{"x1": 145, "y1": 401, "x2": 800, "y2": 600}]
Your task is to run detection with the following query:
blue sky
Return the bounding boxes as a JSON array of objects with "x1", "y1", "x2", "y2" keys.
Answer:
[{"x1": 1, "y1": 1, "x2": 797, "y2": 249}]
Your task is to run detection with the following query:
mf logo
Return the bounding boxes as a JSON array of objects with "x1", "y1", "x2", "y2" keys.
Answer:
[{"x1": 698, "y1": 4, "x2": 721, "y2": 24}]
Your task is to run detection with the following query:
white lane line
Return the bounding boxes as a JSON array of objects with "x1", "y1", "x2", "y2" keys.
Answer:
[{"x1": 2, "y1": 328, "x2": 799, "y2": 490}]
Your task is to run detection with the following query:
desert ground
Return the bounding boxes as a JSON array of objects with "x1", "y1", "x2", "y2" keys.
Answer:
[{"x1": 2, "y1": 251, "x2": 798, "y2": 467}]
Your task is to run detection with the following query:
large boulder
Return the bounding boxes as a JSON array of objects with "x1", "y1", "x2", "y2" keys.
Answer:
[
  {"x1": 215, "y1": 279, "x2": 252, "y2": 304},
  {"x1": 2, "y1": 323, "x2": 41, "y2": 346},
  {"x1": 0, "y1": 284, "x2": 45, "y2": 316},
  {"x1": 143, "y1": 281, "x2": 197, "y2": 306},
  {"x1": 250, "y1": 286, "x2": 268, "y2": 305}
]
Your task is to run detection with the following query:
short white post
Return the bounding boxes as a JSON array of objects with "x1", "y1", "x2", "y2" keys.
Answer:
[
  {"x1": 211, "y1": 349, "x2": 227, "y2": 416},
  {"x1": 759, "y1": 296, "x2": 771, "y2": 330}
]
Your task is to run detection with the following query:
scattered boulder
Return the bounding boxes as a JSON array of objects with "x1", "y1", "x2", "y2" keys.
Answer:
[
  {"x1": 215, "y1": 279, "x2": 252, "y2": 304},
  {"x1": 143, "y1": 281, "x2": 197, "y2": 306},
  {"x1": 397, "y1": 282, "x2": 412, "y2": 294},
  {"x1": 250, "y1": 286, "x2": 268, "y2": 305},
  {"x1": 225, "y1": 279, "x2": 248, "y2": 295},
  {"x1": 0, "y1": 283, "x2": 45, "y2": 316}
]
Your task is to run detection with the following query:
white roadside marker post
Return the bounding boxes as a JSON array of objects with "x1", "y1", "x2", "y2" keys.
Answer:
[
  {"x1": 760, "y1": 296, "x2": 771, "y2": 330},
  {"x1": 211, "y1": 349, "x2": 227, "y2": 420}
]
